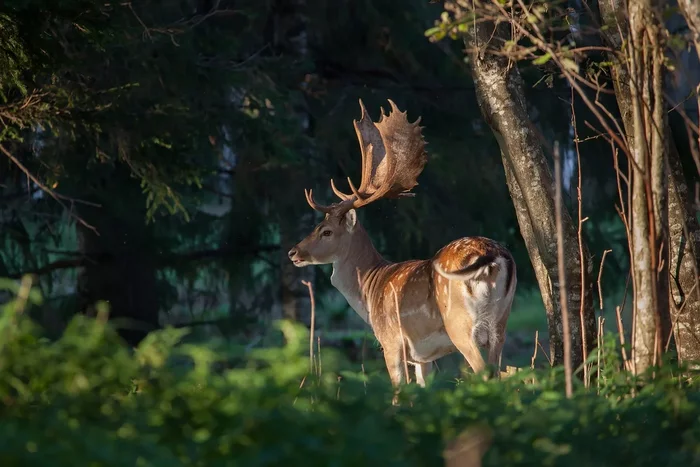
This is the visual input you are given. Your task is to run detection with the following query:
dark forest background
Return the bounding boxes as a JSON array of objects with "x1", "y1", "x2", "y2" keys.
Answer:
[{"x1": 1, "y1": 0, "x2": 697, "y2": 369}]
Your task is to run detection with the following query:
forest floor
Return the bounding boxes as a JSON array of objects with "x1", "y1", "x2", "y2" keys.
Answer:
[{"x1": 503, "y1": 286, "x2": 628, "y2": 368}]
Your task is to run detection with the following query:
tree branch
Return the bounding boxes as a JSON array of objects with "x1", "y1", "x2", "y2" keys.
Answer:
[
  {"x1": 0, "y1": 143, "x2": 101, "y2": 234},
  {"x1": 5, "y1": 244, "x2": 281, "y2": 279}
]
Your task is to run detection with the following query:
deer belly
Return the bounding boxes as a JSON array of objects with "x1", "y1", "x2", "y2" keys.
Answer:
[{"x1": 406, "y1": 330, "x2": 456, "y2": 363}]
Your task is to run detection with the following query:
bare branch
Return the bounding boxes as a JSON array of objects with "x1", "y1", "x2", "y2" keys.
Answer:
[
  {"x1": 301, "y1": 280, "x2": 317, "y2": 374},
  {"x1": 0, "y1": 144, "x2": 101, "y2": 235},
  {"x1": 554, "y1": 141, "x2": 573, "y2": 397},
  {"x1": 597, "y1": 249, "x2": 613, "y2": 310},
  {"x1": 571, "y1": 87, "x2": 590, "y2": 386},
  {"x1": 6, "y1": 244, "x2": 281, "y2": 278}
]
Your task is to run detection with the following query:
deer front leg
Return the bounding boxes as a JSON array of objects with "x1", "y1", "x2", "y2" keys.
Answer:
[{"x1": 382, "y1": 343, "x2": 408, "y2": 405}]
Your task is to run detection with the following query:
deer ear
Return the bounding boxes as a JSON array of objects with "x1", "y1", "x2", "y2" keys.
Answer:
[{"x1": 344, "y1": 209, "x2": 357, "y2": 232}]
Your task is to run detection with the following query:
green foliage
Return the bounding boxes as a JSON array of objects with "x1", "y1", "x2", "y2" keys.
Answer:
[{"x1": 1, "y1": 282, "x2": 700, "y2": 466}]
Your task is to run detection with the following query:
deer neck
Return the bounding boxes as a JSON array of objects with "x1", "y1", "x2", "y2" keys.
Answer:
[{"x1": 330, "y1": 224, "x2": 388, "y2": 324}]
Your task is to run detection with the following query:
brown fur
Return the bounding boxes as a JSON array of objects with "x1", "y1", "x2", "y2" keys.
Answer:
[{"x1": 290, "y1": 218, "x2": 517, "y2": 389}]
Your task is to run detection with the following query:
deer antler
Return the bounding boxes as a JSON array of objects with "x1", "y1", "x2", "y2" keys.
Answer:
[{"x1": 305, "y1": 99, "x2": 427, "y2": 215}]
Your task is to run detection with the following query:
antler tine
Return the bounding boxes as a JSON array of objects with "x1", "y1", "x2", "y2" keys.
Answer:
[
  {"x1": 304, "y1": 188, "x2": 334, "y2": 214},
  {"x1": 346, "y1": 176, "x2": 362, "y2": 200},
  {"x1": 330, "y1": 179, "x2": 353, "y2": 201}
]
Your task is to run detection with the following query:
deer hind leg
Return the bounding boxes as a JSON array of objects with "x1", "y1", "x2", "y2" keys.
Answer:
[
  {"x1": 444, "y1": 322, "x2": 486, "y2": 375},
  {"x1": 487, "y1": 284, "x2": 516, "y2": 377},
  {"x1": 487, "y1": 322, "x2": 506, "y2": 377},
  {"x1": 442, "y1": 282, "x2": 487, "y2": 375}
]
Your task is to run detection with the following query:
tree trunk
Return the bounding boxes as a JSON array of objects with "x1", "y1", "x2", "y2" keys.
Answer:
[
  {"x1": 678, "y1": 0, "x2": 700, "y2": 57},
  {"x1": 668, "y1": 147, "x2": 700, "y2": 366},
  {"x1": 673, "y1": 0, "x2": 700, "y2": 366},
  {"x1": 598, "y1": 0, "x2": 699, "y2": 368},
  {"x1": 462, "y1": 19, "x2": 597, "y2": 370},
  {"x1": 627, "y1": 0, "x2": 670, "y2": 373},
  {"x1": 501, "y1": 157, "x2": 558, "y2": 358}
]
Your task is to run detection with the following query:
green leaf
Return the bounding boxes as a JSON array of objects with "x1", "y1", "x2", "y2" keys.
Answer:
[
  {"x1": 533, "y1": 53, "x2": 552, "y2": 65},
  {"x1": 561, "y1": 57, "x2": 580, "y2": 73}
]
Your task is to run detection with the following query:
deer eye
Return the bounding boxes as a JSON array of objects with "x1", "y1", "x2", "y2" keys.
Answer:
[{"x1": 321, "y1": 230, "x2": 332, "y2": 237}]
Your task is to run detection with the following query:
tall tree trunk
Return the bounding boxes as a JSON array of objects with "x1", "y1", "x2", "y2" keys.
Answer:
[
  {"x1": 668, "y1": 146, "x2": 700, "y2": 366},
  {"x1": 678, "y1": 0, "x2": 700, "y2": 56},
  {"x1": 599, "y1": 0, "x2": 699, "y2": 368},
  {"x1": 674, "y1": 0, "x2": 700, "y2": 366},
  {"x1": 626, "y1": 0, "x2": 670, "y2": 373},
  {"x1": 460, "y1": 17, "x2": 597, "y2": 370}
]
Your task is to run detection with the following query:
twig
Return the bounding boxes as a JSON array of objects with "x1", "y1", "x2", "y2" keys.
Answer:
[
  {"x1": 538, "y1": 340, "x2": 553, "y2": 367},
  {"x1": 301, "y1": 280, "x2": 316, "y2": 374},
  {"x1": 390, "y1": 283, "x2": 410, "y2": 385},
  {"x1": 597, "y1": 317, "x2": 605, "y2": 390},
  {"x1": 554, "y1": 141, "x2": 573, "y2": 398},
  {"x1": 665, "y1": 282, "x2": 699, "y2": 352},
  {"x1": 487, "y1": 0, "x2": 635, "y2": 163},
  {"x1": 0, "y1": 144, "x2": 101, "y2": 235},
  {"x1": 361, "y1": 363, "x2": 367, "y2": 394},
  {"x1": 317, "y1": 336, "x2": 322, "y2": 377},
  {"x1": 531, "y1": 330, "x2": 539, "y2": 370},
  {"x1": 616, "y1": 306, "x2": 631, "y2": 372},
  {"x1": 571, "y1": 88, "x2": 589, "y2": 387},
  {"x1": 597, "y1": 249, "x2": 613, "y2": 310},
  {"x1": 126, "y1": 2, "x2": 152, "y2": 40},
  {"x1": 293, "y1": 375, "x2": 308, "y2": 407},
  {"x1": 597, "y1": 315, "x2": 602, "y2": 394}
]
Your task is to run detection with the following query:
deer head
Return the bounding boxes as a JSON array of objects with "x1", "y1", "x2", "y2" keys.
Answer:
[{"x1": 288, "y1": 99, "x2": 428, "y2": 267}]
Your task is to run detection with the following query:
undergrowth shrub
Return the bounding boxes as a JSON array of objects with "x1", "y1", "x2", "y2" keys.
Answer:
[{"x1": 1, "y1": 277, "x2": 699, "y2": 466}]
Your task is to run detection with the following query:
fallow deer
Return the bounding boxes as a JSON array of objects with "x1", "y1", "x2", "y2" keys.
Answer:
[{"x1": 288, "y1": 99, "x2": 517, "y2": 391}]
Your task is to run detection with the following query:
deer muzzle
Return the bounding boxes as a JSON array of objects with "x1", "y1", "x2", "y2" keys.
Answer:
[{"x1": 287, "y1": 246, "x2": 308, "y2": 267}]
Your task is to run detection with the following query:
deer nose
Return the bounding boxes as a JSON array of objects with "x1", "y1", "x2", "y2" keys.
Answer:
[{"x1": 288, "y1": 247, "x2": 298, "y2": 259}]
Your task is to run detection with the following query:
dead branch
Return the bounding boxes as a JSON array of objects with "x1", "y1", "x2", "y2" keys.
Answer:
[
  {"x1": 597, "y1": 249, "x2": 613, "y2": 310},
  {"x1": 6, "y1": 244, "x2": 281, "y2": 278},
  {"x1": 0, "y1": 144, "x2": 100, "y2": 235},
  {"x1": 571, "y1": 88, "x2": 590, "y2": 386},
  {"x1": 301, "y1": 280, "x2": 317, "y2": 374},
  {"x1": 554, "y1": 141, "x2": 573, "y2": 398}
]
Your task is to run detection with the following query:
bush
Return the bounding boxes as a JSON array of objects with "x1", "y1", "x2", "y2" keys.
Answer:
[{"x1": 1, "y1": 277, "x2": 699, "y2": 466}]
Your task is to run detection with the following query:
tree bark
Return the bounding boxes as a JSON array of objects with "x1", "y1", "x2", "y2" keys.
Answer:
[
  {"x1": 502, "y1": 156, "x2": 559, "y2": 360},
  {"x1": 627, "y1": 0, "x2": 670, "y2": 373},
  {"x1": 462, "y1": 19, "x2": 597, "y2": 370},
  {"x1": 668, "y1": 147, "x2": 700, "y2": 366},
  {"x1": 678, "y1": 0, "x2": 700, "y2": 57},
  {"x1": 670, "y1": 0, "x2": 700, "y2": 366},
  {"x1": 599, "y1": 0, "x2": 699, "y2": 368}
]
